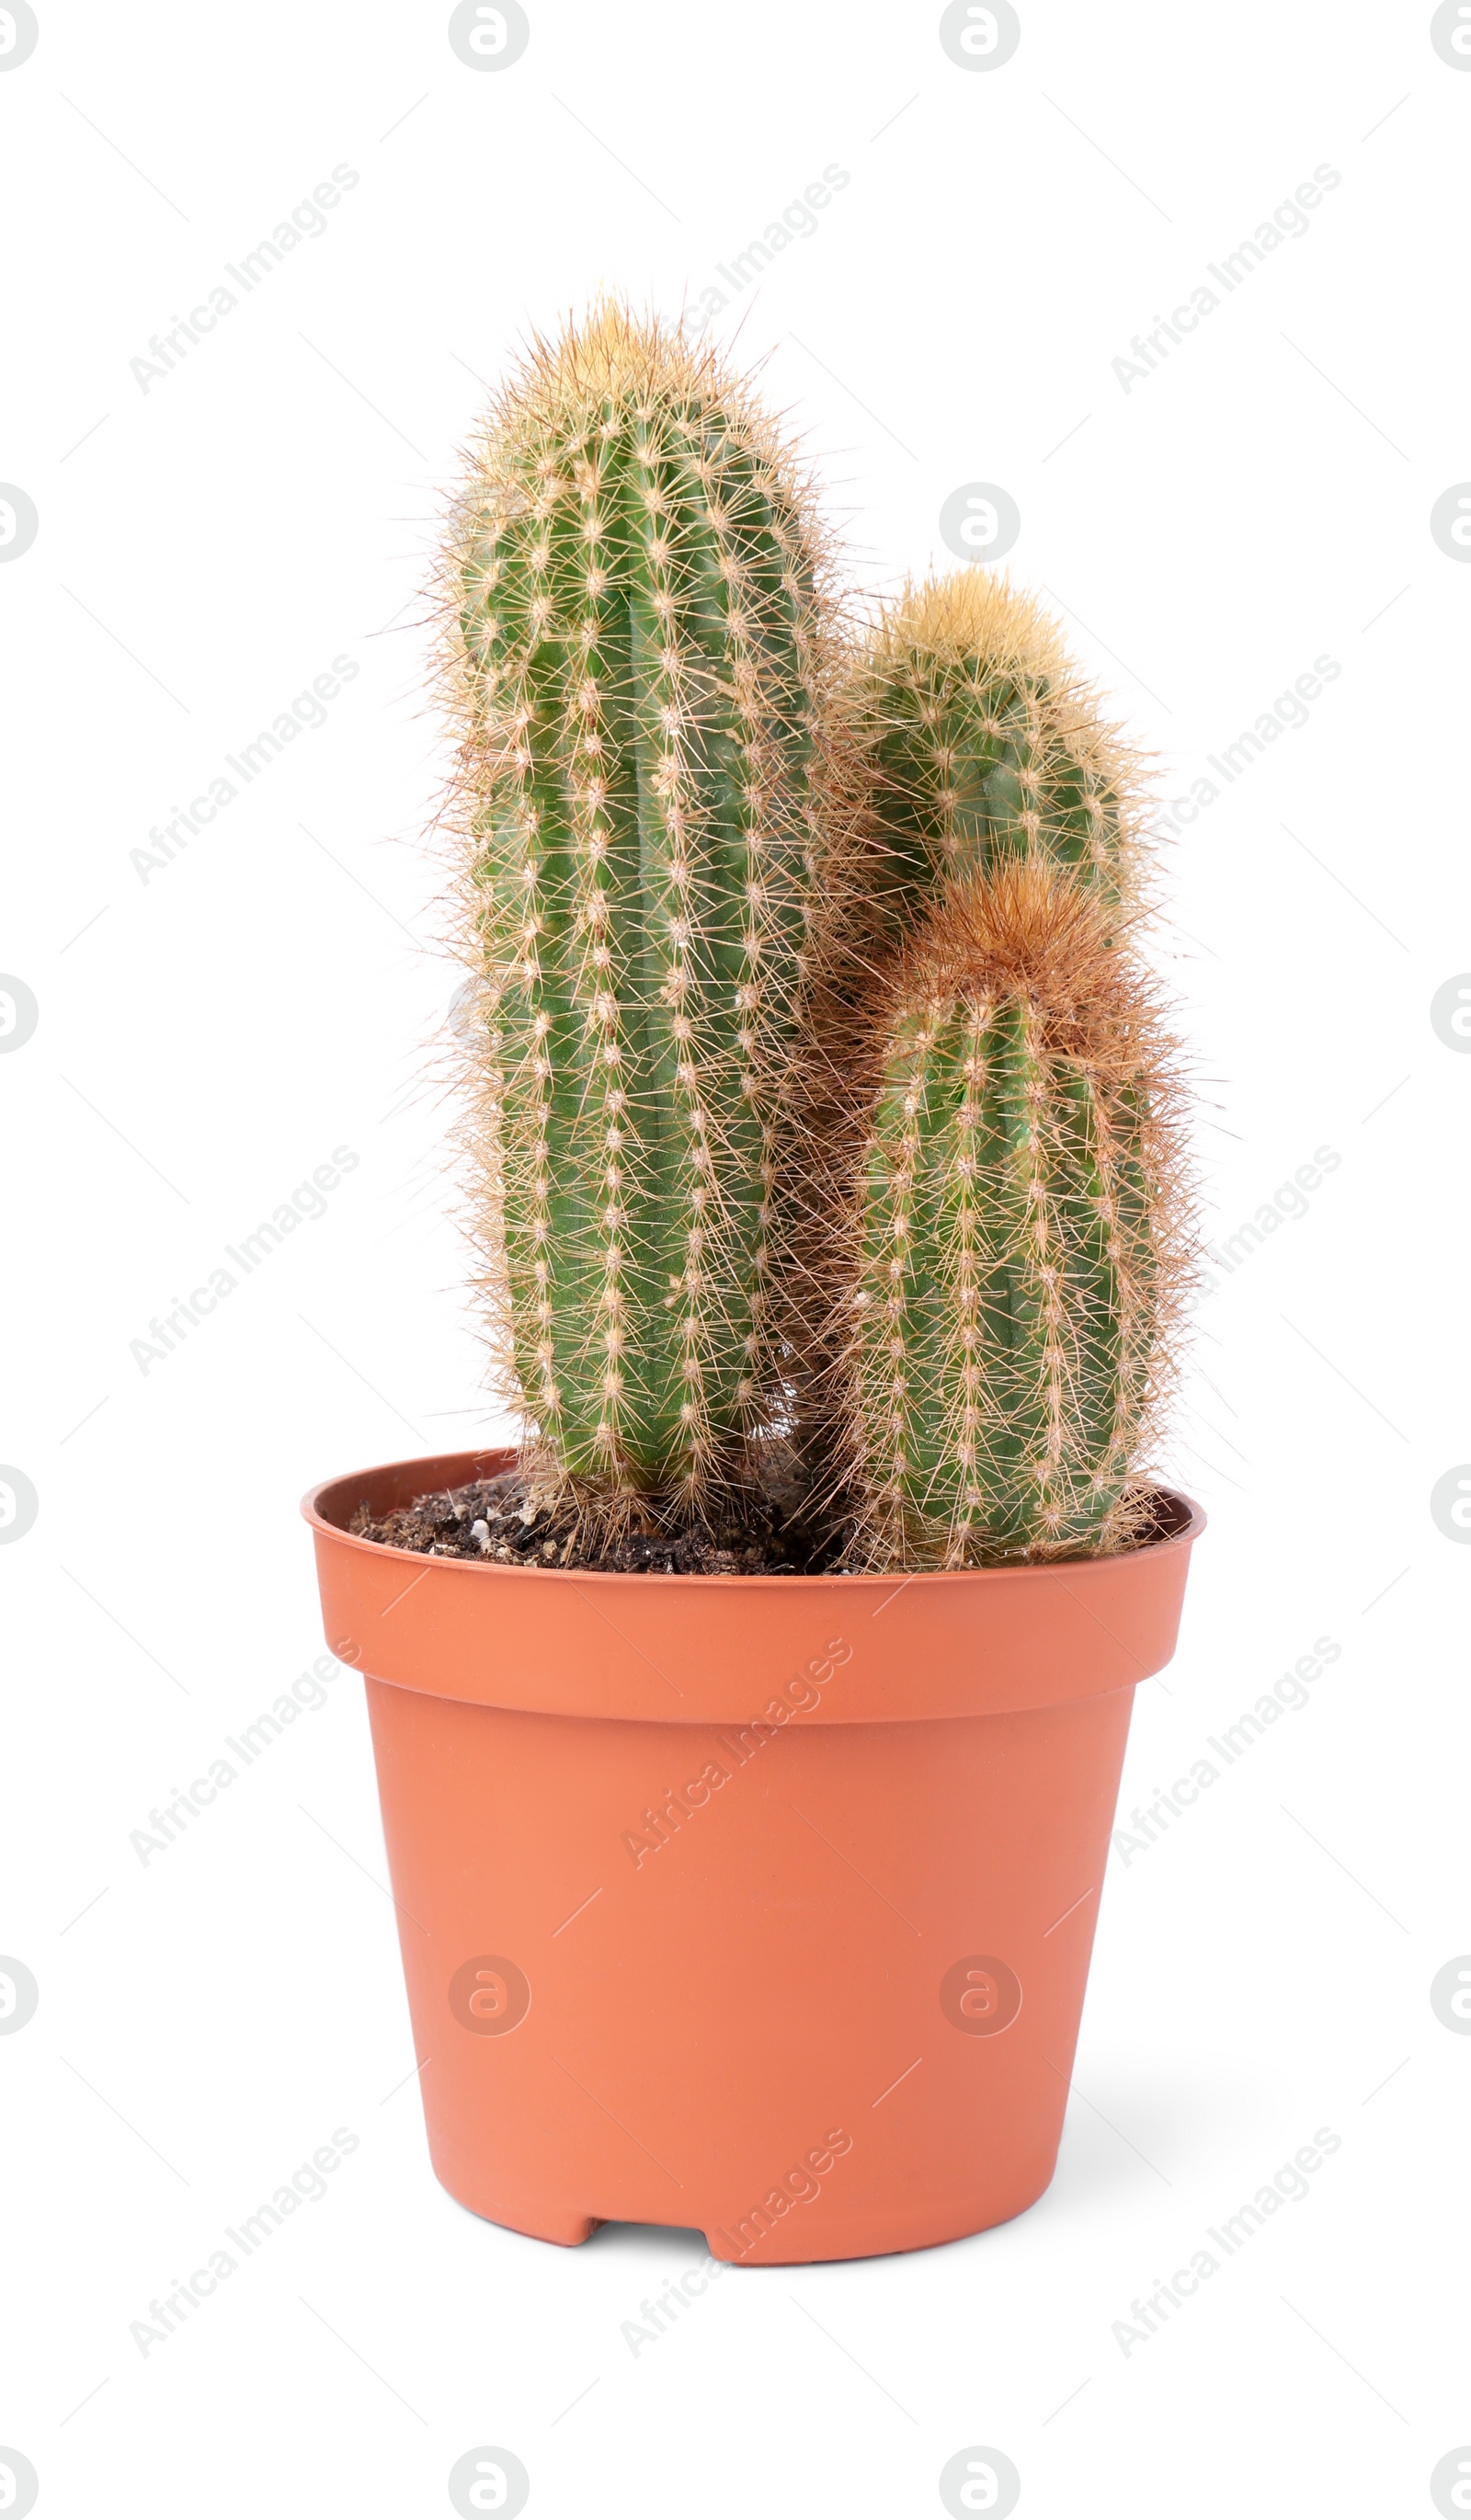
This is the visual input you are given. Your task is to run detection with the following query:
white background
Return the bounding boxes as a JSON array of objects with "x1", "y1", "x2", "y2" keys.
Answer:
[{"x1": 3, "y1": 2, "x2": 1468, "y2": 2513}]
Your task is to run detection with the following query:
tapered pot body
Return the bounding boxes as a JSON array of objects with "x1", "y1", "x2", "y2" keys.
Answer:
[{"x1": 304, "y1": 1451, "x2": 1202, "y2": 2263}]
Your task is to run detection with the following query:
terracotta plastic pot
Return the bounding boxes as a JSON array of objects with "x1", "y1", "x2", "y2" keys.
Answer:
[{"x1": 303, "y1": 1449, "x2": 1203, "y2": 2264}]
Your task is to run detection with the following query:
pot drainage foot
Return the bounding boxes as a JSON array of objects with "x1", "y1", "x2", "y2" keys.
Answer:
[
  {"x1": 437, "y1": 2175, "x2": 605, "y2": 2246},
  {"x1": 511, "y1": 2208, "x2": 604, "y2": 2247}
]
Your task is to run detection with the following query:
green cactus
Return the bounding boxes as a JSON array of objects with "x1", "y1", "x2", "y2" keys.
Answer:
[
  {"x1": 846, "y1": 573, "x2": 1146, "y2": 941},
  {"x1": 438, "y1": 305, "x2": 839, "y2": 1515},
  {"x1": 830, "y1": 862, "x2": 1185, "y2": 1567}
]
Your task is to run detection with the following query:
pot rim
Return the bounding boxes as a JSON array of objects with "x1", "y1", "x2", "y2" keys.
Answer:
[{"x1": 301, "y1": 1445, "x2": 1206, "y2": 1592}]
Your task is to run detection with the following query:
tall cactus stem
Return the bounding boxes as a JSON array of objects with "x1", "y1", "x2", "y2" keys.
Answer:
[{"x1": 435, "y1": 305, "x2": 843, "y2": 1519}]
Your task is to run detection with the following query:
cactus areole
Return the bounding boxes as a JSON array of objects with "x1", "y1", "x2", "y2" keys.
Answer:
[{"x1": 439, "y1": 308, "x2": 835, "y2": 1517}]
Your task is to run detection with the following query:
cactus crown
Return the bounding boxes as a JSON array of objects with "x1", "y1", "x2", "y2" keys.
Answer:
[
  {"x1": 818, "y1": 861, "x2": 1189, "y2": 1568},
  {"x1": 846, "y1": 572, "x2": 1148, "y2": 940},
  {"x1": 436, "y1": 305, "x2": 841, "y2": 1518}
]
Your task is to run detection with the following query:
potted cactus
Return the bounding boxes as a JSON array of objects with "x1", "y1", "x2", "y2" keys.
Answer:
[{"x1": 303, "y1": 306, "x2": 1202, "y2": 2263}]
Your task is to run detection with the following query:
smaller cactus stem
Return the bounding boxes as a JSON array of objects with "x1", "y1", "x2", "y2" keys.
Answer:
[
  {"x1": 846, "y1": 572, "x2": 1148, "y2": 941},
  {"x1": 840, "y1": 864, "x2": 1185, "y2": 1568}
]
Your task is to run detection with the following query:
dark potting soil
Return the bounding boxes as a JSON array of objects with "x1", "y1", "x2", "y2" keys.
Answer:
[
  {"x1": 349, "y1": 1465, "x2": 846, "y2": 1576},
  {"x1": 348, "y1": 1470, "x2": 1184, "y2": 1577}
]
